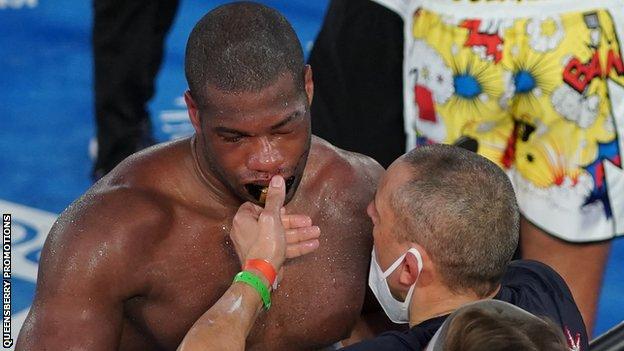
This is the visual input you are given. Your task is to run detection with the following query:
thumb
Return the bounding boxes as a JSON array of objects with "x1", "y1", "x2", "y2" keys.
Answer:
[{"x1": 264, "y1": 175, "x2": 286, "y2": 213}]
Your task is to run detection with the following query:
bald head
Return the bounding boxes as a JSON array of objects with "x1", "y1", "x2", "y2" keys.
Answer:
[
  {"x1": 185, "y1": 2, "x2": 305, "y2": 106},
  {"x1": 390, "y1": 145, "x2": 519, "y2": 297}
]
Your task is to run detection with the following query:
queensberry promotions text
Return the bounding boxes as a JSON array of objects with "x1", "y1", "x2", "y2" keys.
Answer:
[{"x1": 2, "y1": 214, "x2": 11, "y2": 348}]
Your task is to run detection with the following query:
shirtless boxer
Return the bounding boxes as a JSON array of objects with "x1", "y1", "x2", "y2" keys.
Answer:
[{"x1": 16, "y1": 3, "x2": 383, "y2": 350}]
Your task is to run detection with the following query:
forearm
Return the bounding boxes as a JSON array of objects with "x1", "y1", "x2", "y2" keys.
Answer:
[{"x1": 177, "y1": 282, "x2": 265, "y2": 351}]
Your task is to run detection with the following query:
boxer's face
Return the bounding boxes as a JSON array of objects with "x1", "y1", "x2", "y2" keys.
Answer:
[{"x1": 187, "y1": 67, "x2": 313, "y2": 205}]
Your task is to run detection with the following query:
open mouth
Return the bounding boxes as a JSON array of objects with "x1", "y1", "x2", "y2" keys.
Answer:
[{"x1": 244, "y1": 176, "x2": 296, "y2": 204}]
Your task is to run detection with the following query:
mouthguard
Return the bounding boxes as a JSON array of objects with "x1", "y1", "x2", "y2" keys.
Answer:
[{"x1": 259, "y1": 187, "x2": 268, "y2": 204}]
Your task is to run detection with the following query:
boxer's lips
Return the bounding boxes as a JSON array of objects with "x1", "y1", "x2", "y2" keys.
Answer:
[{"x1": 244, "y1": 176, "x2": 296, "y2": 202}]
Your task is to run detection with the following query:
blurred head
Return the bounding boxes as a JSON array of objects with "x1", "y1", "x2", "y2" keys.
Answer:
[
  {"x1": 367, "y1": 145, "x2": 519, "y2": 301},
  {"x1": 184, "y1": 2, "x2": 312, "y2": 205},
  {"x1": 429, "y1": 300, "x2": 568, "y2": 351}
]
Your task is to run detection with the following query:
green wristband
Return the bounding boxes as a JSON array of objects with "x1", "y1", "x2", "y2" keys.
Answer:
[{"x1": 233, "y1": 271, "x2": 272, "y2": 310}]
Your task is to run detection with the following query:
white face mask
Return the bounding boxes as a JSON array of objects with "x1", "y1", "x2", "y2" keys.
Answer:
[{"x1": 368, "y1": 247, "x2": 423, "y2": 324}]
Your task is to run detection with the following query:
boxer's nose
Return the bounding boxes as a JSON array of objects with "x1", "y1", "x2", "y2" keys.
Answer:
[{"x1": 246, "y1": 136, "x2": 285, "y2": 173}]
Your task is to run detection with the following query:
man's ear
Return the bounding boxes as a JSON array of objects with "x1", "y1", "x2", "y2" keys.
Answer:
[
  {"x1": 399, "y1": 245, "x2": 431, "y2": 287},
  {"x1": 185, "y1": 90, "x2": 202, "y2": 133},
  {"x1": 399, "y1": 253, "x2": 421, "y2": 287},
  {"x1": 303, "y1": 65, "x2": 314, "y2": 106}
]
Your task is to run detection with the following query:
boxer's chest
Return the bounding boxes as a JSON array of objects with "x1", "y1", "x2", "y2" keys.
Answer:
[{"x1": 125, "y1": 202, "x2": 369, "y2": 350}]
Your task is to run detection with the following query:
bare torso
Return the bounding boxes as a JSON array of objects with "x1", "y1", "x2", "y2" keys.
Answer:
[{"x1": 18, "y1": 136, "x2": 382, "y2": 351}]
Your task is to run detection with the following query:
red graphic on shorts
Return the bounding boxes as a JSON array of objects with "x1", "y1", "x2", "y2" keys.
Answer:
[
  {"x1": 593, "y1": 154, "x2": 621, "y2": 189},
  {"x1": 564, "y1": 326, "x2": 582, "y2": 351},
  {"x1": 563, "y1": 49, "x2": 624, "y2": 93},
  {"x1": 501, "y1": 123, "x2": 519, "y2": 169},
  {"x1": 415, "y1": 85, "x2": 437, "y2": 122},
  {"x1": 460, "y1": 19, "x2": 504, "y2": 63}
]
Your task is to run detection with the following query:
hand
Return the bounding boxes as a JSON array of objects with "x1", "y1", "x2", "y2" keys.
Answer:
[
  {"x1": 280, "y1": 209, "x2": 321, "y2": 259},
  {"x1": 230, "y1": 175, "x2": 320, "y2": 272}
]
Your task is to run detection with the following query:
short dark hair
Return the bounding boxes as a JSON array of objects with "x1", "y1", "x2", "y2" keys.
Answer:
[
  {"x1": 391, "y1": 145, "x2": 519, "y2": 297},
  {"x1": 184, "y1": 1, "x2": 305, "y2": 106},
  {"x1": 444, "y1": 307, "x2": 568, "y2": 351}
]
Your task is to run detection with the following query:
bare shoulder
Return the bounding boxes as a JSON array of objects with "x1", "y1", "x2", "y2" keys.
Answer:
[
  {"x1": 52, "y1": 137, "x2": 187, "y2": 258},
  {"x1": 40, "y1": 170, "x2": 176, "y2": 294},
  {"x1": 46, "y1": 137, "x2": 203, "y2": 270},
  {"x1": 101, "y1": 137, "x2": 192, "y2": 193},
  {"x1": 307, "y1": 136, "x2": 384, "y2": 195},
  {"x1": 49, "y1": 184, "x2": 173, "y2": 257},
  {"x1": 40, "y1": 141, "x2": 183, "y2": 294},
  {"x1": 300, "y1": 136, "x2": 384, "y2": 237}
]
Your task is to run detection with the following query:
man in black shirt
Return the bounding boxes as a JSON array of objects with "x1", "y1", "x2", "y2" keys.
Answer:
[
  {"x1": 345, "y1": 260, "x2": 587, "y2": 350},
  {"x1": 343, "y1": 145, "x2": 587, "y2": 350}
]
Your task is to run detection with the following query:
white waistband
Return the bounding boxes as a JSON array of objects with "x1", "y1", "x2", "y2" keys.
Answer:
[{"x1": 416, "y1": 0, "x2": 624, "y2": 19}]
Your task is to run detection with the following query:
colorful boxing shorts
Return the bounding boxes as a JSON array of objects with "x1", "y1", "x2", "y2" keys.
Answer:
[{"x1": 398, "y1": 0, "x2": 624, "y2": 242}]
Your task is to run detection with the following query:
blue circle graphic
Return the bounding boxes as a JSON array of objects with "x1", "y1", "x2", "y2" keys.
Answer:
[
  {"x1": 454, "y1": 74, "x2": 482, "y2": 99},
  {"x1": 515, "y1": 70, "x2": 536, "y2": 94}
]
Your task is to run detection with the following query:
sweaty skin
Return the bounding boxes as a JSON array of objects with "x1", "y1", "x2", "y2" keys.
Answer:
[{"x1": 16, "y1": 136, "x2": 382, "y2": 351}]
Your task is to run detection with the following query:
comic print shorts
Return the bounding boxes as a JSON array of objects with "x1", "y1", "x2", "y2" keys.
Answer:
[{"x1": 403, "y1": 0, "x2": 624, "y2": 242}]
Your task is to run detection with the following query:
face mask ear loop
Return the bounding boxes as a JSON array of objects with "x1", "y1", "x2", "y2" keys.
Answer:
[
  {"x1": 381, "y1": 252, "x2": 408, "y2": 279},
  {"x1": 408, "y1": 248, "x2": 423, "y2": 277},
  {"x1": 378, "y1": 247, "x2": 423, "y2": 280}
]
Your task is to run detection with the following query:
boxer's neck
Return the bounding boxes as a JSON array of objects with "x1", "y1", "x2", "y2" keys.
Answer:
[{"x1": 190, "y1": 136, "x2": 241, "y2": 209}]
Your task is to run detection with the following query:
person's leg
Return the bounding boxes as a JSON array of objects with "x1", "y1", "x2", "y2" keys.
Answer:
[
  {"x1": 520, "y1": 218, "x2": 611, "y2": 336},
  {"x1": 146, "y1": 0, "x2": 179, "y2": 103},
  {"x1": 309, "y1": 0, "x2": 405, "y2": 168},
  {"x1": 92, "y1": 0, "x2": 179, "y2": 179},
  {"x1": 511, "y1": 9, "x2": 624, "y2": 336}
]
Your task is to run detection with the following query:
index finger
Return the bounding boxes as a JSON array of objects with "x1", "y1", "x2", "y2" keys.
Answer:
[
  {"x1": 281, "y1": 214, "x2": 312, "y2": 229},
  {"x1": 263, "y1": 175, "x2": 286, "y2": 214}
]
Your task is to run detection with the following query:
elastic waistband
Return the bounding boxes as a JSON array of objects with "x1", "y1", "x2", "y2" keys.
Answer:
[{"x1": 417, "y1": 0, "x2": 624, "y2": 19}]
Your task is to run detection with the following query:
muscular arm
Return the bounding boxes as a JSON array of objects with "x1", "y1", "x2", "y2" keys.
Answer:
[{"x1": 16, "y1": 190, "x2": 162, "y2": 350}]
